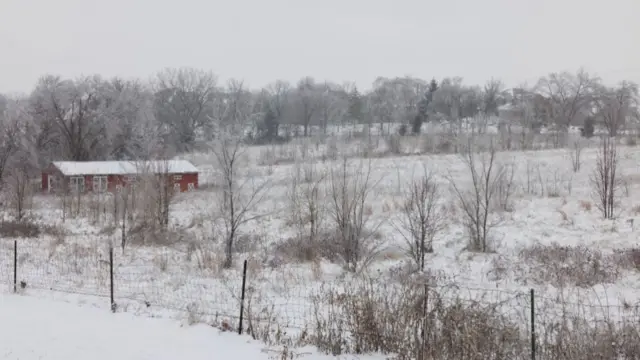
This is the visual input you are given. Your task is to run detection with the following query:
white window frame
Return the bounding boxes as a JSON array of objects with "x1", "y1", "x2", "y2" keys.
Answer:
[
  {"x1": 173, "y1": 183, "x2": 181, "y2": 192},
  {"x1": 187, "y1": 183, "x2": 195, "y2": 192},
  {"x1": 69, "y1": 176, "x2": 85, "y2": 193},
  {"x1": 173, "y1": 175, "x2": 182, "y2": 181},
  {"x1": 48, "y1": 175, "x2": 60, "y2": 192},
  {"x1": 93, "y1": 175, "x2": 108, "y2": 192},
  {"x1": 125, "y1": 175, "x2": 137, "y2": 183},
  {"x1": 115, "y1": 184, "x2": 123, "y2": 192}
]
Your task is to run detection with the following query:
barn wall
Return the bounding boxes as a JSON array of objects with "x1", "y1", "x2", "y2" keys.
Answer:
[
  {"x1": 41, "y1": 173, "x2": 48, "y2": 192},
  {"x1": 43, "y1": 170, "x2": 198, "y2": 194},
  {"x1": 188, "y1": 173, "x2": 198, "y2": 190},
  {"x1": 76, "y1": 174, "x2": 124, "y2": 193},
  {"x1": 42, "y1": 168, "x2": 65, "y2": 193},
  {"x1": 107, "y1": 175, "x2": 125, "y2": 191},
  {"x1": 174, "y1": 173, "x2": 198, "y2": 192},
  {"x1": 84, "y1": 175, "x2": 92, "y2": 192}
]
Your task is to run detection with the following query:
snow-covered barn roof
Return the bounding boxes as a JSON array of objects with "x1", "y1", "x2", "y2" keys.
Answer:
[{"x1": 50, "y1": 160, "x2": 198, "y2": 176}]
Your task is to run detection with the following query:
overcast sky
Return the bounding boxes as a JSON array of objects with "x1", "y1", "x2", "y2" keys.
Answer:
[{"x1": 1, "y1": 0, "x2": 638, "y2": 93}]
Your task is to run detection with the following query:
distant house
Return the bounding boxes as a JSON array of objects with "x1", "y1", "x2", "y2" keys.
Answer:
[
  {"x1": 497, "y1": 103, "x2": 523, "y2": 124},
  {"x1": 41, "y1": 160, "x2": 199, "y2": 194}
]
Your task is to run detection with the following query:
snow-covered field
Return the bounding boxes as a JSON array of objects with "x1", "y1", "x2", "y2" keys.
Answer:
[
  {"x1": 3, "y1": 133, "x2": 640, "y2": 358},
  {"x1": 0, "y1": 293, "x2": 370, "y2": 360}
]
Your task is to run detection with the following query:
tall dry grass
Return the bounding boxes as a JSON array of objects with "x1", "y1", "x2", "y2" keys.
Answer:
[{"x1": 236, "y1": 266, "x2": 640, "y2": 360}]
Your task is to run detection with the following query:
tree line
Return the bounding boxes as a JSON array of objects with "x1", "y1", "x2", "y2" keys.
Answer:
[{"x1": 0, "y1": 67, "x2": 637, "y2": 180}]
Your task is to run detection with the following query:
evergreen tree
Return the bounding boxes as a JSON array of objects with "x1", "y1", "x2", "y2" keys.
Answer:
[
  {"x1": 411, "y1": 114, "x2": 424, "y2": 135},
  {"x1": 257, "y1": 107, "x2": 279, "y2": 143},
  {"x1": 412, "y1": 78, "x2": 438, "y2": 135},
  {"x1": 582, "y1": 116, "x2": 595, "y2": 138},
  {"x1": 265, "y1": 108, "x2": 279, "y2": 140},
  {"x1": 348, "y1": 87, "x2": 363, "y2": 124},
  {"x1": 427, "y1": 78, "x2": 439, "y2": 102},
  {"x1": 398, "y1": 123, "x2": 408, "y2": 136}
]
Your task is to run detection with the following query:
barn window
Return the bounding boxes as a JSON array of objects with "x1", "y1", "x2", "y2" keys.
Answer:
[
  {"x1": 174, "y1": 175, "x2": 182, "y2": 180},
  {"x1": 69, "y1": 177, "x2": 85, "y2": 193},
  {"x1": 173, "y1": 183, "x2": 181, "y2": 192},
  {"x1": 93, "y1": 176, "x2": 108, "y2": 192},
  {"x1": 187, "y1": 183, "x2": 195, "y2": 192},
  {"x1": 115, "y1": 184, "x2": 123, "y2": 192}
]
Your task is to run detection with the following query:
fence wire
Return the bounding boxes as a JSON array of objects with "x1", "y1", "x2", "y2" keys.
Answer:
[{"x1": 2, "y1": 240, "x2": 640, "y2": 359}]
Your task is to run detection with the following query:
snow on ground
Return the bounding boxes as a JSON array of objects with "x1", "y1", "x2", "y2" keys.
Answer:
[
  {"x1": 0, "y1": 293, "x2": 373, "y2": 360},
  {"x1": 3, "y1": 132, "x2": 640, "y2": 357}
]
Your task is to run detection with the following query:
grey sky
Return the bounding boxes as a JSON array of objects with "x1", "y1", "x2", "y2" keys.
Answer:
[{"x1": 1, "y1": 0, "x2": 638, "y2": 93}]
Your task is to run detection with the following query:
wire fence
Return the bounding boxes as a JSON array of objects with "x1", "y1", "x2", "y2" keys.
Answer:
[{"x1": 2, "y1": 239, "x2": 640, "y2": 359}]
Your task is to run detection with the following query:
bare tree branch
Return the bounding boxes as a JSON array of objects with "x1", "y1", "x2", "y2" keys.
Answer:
[
  {"x1": 593, "y1": 81, "x2": 639, "y2": 137},
  {"x1": 591, "y1": 137, "x2": 620, "y2": 219},
  {"x1": 154, "y1": 67, "x2": 218, "y2": 150},
  {"x1": 327, "y1": 157, "x2": 383, "y2": 272},
  {"x1": 448, "y1": 140, "x2": 505, "y2": 252},
  {"x1": 392, "y1": 164, "x2": 446, "y2": 270}
]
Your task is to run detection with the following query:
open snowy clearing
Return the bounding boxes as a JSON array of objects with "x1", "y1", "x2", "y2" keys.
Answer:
[
  {"x1": 0, "y1": 293, "x2": 372, "y2": 360},
  {"x1": 3, "y1": 134, "x2": 640, "y2": 358}
]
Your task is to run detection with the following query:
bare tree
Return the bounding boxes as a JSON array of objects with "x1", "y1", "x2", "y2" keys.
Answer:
[
  {"x1": 371, "y1": 76, "x2": 428, "y2": 127},
  {"x1": 481, "y1": 78, "x2": 506, "y2": 117},
  {"x1": 217, "y1": 80, "x2": 261, "y2": 127},
  {"x1": 107, "y1": 78, "x2": 157, "y2": 160},
  {"x1": 265, "y1": 80, "x2": 291, "y2": 118},
  {"x1": 133, "y1": 159, "x2": 175, "y2": 229},
  {"x1": 261, "y1": 80, "x2": 292, "y2": 136},
  {"x1": 495, "y1": 162, "x2": 516, "y2": 211},
  {"x1": 154, "y1": 67, "x2": 218, "y2": 150},
  {"x1": 6, "y1": 153, "x2": 35, "y2": 220},
  {"x1": 591, "y1": 137, "x2": 619, "y2": 219},
  {"x1": 0, "y1": 97, "x2": 26, "y2": 186},
  {"x1": 213, "y1": 131, "x2": 270, "y2": 269},
  {"x1": 29, "y1": 75, "x2": 116, "y2": 161},
  {"x1": 327, "y1": 157, "x2": 381, "y2": 272},
  {"x1": 211, "y1": 83, "x2": 270, "y2": 269},
  {"x1": 569, "y1": 139, "x2": 584, "y2": 172},
  {"x1": 474, "y1": 79, "x2": 503, "y2": 135},
  {"x1": 317, "y1": 82, "x2": 348, "y2": 134},
  {"x1": 115, "y1": 184, "x2": 133, "y2": 252},
  {"x1": 431, "y1": 77, "x2": 464, "y2": 121},
  {"x1": 507, "y1": 85, "x2": 545, "y2": 150},
  {"x1": 287, "y1": 160, "x2": 328, "y2": 260},
  {"x1": 368, "y1": 83, "x2": 394, "y2": 134},
  {"x1": 153, "y1": 161, "x2": 174, "y2": 228},
  {"x1": 593, "y1": 81, "x2": 639, "y2": 137},
  {"x1": 392, "y1": 165, "x2": 445, "y2": 270},
  {"x1": 294, "y1": 77, "x2": 321, "y2": 136},
  {"x1": 536, "y1": 69, "x2": 599, "y2": 131},
  {"x1": 449, "y1": 141, "x2": 505, "y2": 252}
]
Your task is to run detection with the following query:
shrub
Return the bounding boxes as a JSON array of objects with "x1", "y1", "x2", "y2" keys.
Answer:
[
  {"x1": 577, "y1": 200, "x2": 591, "y2": 211},
  {"x1": 0, "y1": 219, "x2": 41, "y2": 238},
  {"x1": 613, "y1": 247, "x2": 640, "y2": 272},
  {"x1": 127, "y1": 221, "x2": 186, "y2": 246},
  {"x1": 273, "y1": 232, "x2": 341, "y2": 264},
  {"x1": 519, "y1": 244, "x2": 620, "y2": 287},
  {"x1": 310, "y1": 277, "x2": 527, "y2": 359},
  {"x1": 398, "y1": 124, "x2": 408, "y2": 136},
  {"x1": 385, "y1": 135, "x2": 403, "y2": 155}
]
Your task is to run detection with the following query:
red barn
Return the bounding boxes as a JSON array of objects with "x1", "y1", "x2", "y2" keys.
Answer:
[{"x1": 42, "y1": 160, "x2": 199, "y2": 194}]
